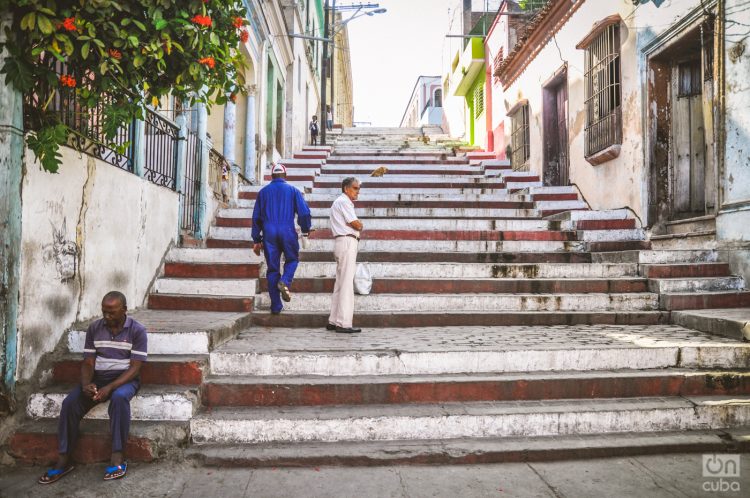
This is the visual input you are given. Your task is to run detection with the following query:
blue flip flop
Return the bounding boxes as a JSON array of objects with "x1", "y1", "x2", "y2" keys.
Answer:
[
  {"x1": 38, "y1": 465, "x2": 75, "y2": 484},
  {"x1": 103, "y1": 461, "x2": 127, "y2": 480}
]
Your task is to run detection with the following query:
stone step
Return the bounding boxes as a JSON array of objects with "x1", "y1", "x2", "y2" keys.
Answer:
[
  {"x1": 209, "y1": 238, "x2": 584, "y2": 253},
  {"x1": 212, "y1": 219, "x2": 557, "y2": 233},
  {"x1": 185, "y1": 430, "x2": 746, "y2": 467},
  {"x1": 238, "y1": 205, "x2": 540, "y2": 218},
  {"x1": 650, "y1": 231, "x2": 717, "y2": 250},
  {"x1": 201, "y1": 369, "x2": 750, "y2": 407},
  {"x1": 545, "y1": 208, "x2": 633, "y2": 221},
  {"x1": 28, "y1": 385, "x2": 199, "y2": 421},
  {"x1": 660, "y1": 291, "x2": 750, "y2": 311},
  {"x1": 665, "y1": 215, "x2": 716, "y2": 235},
  {"x1": 153, "y1": 278, "x2": 257, "y2": 296},
  {"x1": 672, "y1": 308, "x2": 750, "y2": 341},
  {"x1": 301, "y1": 192, "x2": 530, "y2": 202},
  {"x1": 188, "y1": 396, "x2": 750, "y2": 444},
  {"x1": 568, "y1": 219, "x2": 636, "y2": 230},
  {"x1": 250, "y1": 311, "x2": 669, "y2": 328},
  {"x1": 593, "y1": 249, "x2": 720, "y2": 264},
  {"x1": 648, "y1": 276, "x2": 745, "y2": 294},
  {"x1": 294, "y1": 151, "x2": 328, "y2": 160},
  {"x1": 314, "y1": 181, "x2": 509, "y2": 190},
  {"x1": 67, "y1": 310, "x2": 251, "y2": 354},
  {"x1": 302, "y1": 145, "x2": 332, "y2": 153},
  {"x1": 253, "y1": 292, "x2": 659, "y2": 312},
  {"x1": 163, "y1": 261, "x2": 261, "y2": 279},
  {"x1": 321, "y1": 165, "x2": 482, "y2": 175},
  {"x1": 264, "y1": 277, "x2": 648, "y2": 294},
  {"x1": 585, "y1": 240, "x2": 652, "y2": 252},
  {"x1": 300, "y1": 187, "x2": 517, "y2": 196},
  {"x1": 166, "y1": 248, "x2": 261, "y2": 264},
  {"x1": 148, "y1": 293, "x2": 254, "y2": 312},
  {"x1": 640, "y1": 262, "x2": 731, "y2": 278},
  {"x1": 576, "y1": 229, "x2": 646, "y2": 242},
  {"x1": 9, "y1": 420, "x2": 189, "y2": 465},
  {"x1": 209, "y1": 325, "x2": 746, "y2": 377},
  {"x1": 292, "y1": 262, "x2": 639, "y2": 279},
  {"x1": 52, "y1": 354, "x2": 207, "y2": 386}
]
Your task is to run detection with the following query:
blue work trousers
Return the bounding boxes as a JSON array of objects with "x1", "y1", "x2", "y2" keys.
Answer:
[
  {"x1": 57, "y1": 374, "x2": 140, "y2": 455},
  {"x1": 263, "y1": 223, "x2": 300, "y2": 313}
]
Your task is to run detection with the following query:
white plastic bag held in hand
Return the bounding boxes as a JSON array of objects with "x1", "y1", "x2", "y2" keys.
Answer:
[
  {"x1": 353, "y1": 263, "x2": 373, "y2": 295},
  {"x1": 298, "y1": 229, "x2": 311, "y2": 250}
]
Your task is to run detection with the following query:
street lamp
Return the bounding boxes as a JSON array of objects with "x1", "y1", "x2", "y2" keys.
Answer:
[{"x1": 320, "y1": 1, "x2": 385, "y2": 144}]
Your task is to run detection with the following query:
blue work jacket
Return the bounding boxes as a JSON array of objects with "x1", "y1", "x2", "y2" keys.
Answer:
[{"x1": 251, "y1": 178, "x2": 312, "y2": 243}]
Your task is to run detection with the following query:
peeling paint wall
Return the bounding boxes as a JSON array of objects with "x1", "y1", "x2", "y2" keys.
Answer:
[
  {"x1": 500, "y1": 1, "x2": 706, "y2": 219},
  {"x1": 16, "y1": 147, "x2": 179, "y2": 380}
]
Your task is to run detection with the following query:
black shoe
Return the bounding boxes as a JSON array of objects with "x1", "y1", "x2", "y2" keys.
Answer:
[
  {"x1": 271, "y1": 309, "x2": 282, "y2": 315},
  {"x1": 335, "y1": 326, "x2": 361, "y2": 334},
  {"x1": 277, "y1": 281, "x2": 291, "y2": 302},
  {"x1": 326, "y1": 323, "x2": 337, "y2": 330}
]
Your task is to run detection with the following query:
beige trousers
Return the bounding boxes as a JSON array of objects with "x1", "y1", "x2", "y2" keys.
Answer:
[{"x1": 329, "y1": 236, "x2": 358, "y2": 328}]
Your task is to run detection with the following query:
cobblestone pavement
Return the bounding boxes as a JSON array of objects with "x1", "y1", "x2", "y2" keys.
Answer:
[
  {"x1": 218, "y1": 325, "x2": 750, "y2": 353},
  {"x1": 1, "y1": 453, "x2": 748, "y2": 497}
]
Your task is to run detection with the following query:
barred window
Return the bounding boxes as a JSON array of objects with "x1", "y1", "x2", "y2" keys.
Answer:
[
  {"x1": 510, "y1": 103, "x2": 530, "y2": 170},
  {"x1": 678, "y1": 61, "x2": 702, "y2": 97},
  {"x1": 474, "y1": 85, "x2": 484, "y2": 119},
  {"x1": 583, "y1": 22, "x2": 622, "y2": 157}
]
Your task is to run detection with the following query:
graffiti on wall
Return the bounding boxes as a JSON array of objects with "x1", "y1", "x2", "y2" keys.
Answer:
[{"x1": 45, "y1": 218, "x2": 78, "y2": 282}]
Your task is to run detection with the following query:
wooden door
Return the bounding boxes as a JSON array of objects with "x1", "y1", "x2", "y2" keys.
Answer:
[
  {"x1": 671, "y1": 60, "x2": 706, "y2": 218},
  {"x1": 543, "y1": 77, "x2": 569, "y2": 186}
]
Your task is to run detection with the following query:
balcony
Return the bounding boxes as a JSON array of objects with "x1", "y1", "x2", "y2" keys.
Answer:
[{"x1": 450, "y1": 37, "x2": 485, "y2": 97}]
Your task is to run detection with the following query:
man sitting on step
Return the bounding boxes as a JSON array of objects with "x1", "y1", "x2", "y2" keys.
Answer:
[
  {"x1": 39, "y1": 291, "x2": 147, "y2": 484},
  {"x1": 252, "y1": 163, "x2": 312, "y2": 314}
]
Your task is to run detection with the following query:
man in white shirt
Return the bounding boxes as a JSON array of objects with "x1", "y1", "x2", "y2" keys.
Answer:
[{"x1": 327, "y1": 177, "x2": 363, "y2": 333}]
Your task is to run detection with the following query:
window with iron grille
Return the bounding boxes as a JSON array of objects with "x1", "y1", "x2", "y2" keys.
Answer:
[
  {"x1": 510, "y1": 103, "x2": 530, "y2": 170},
  {"x1": 474, "y1": 84, "x2": 484, "y2": 119},
  {"x1": 583, "y1": 23, "x2": 622, "y2": 157}
]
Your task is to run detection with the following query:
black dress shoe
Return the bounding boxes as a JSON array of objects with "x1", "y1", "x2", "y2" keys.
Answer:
[
  {"x1": 326, "y1": 323, "x2": 337, "y2": 330},
  {"x1": 335, "y1": 326, "x2": 361, "y2": 333}
]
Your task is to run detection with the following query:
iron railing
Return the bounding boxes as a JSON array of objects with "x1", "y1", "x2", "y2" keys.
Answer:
[
  {"x1": 208, "y1": 148, "x2": 230, "y2": 202},
  {"x1": 180, "y1": 130, "x2": 203, "y2": 234},
  {"x1": 143, "y1": 109, "x2": 179, "y2": 190},
  {"x1": 23, "y1": 62, "x2": 134, "y2": 172}
]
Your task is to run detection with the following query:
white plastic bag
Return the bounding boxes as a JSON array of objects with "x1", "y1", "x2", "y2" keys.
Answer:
[
  {"x1": 298, "y1": 229, "x2": 311, "y2": 250},
  {"x1": 353, "y1": 263, "x2": 373, "y2": 295}
]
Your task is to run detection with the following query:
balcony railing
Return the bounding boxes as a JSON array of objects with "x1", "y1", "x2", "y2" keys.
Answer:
[
  {"x1": 143, "y1": 110, "x2": 179, "y2": 190},
  {"x1": 209, "y1": 148, "x2": 230, "y2": 202}
]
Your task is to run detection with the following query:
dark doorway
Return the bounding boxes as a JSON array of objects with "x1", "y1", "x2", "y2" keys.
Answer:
[
  {"x1": 647, "y1": 21, "x2": 716, "y2": 227},
  {"x1": 542, "y1": 69, "x2": 569, "y2": 186}
]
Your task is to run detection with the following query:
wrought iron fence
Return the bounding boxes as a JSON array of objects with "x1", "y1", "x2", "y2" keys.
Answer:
[
  {"x1": 23, "y1": 62, "x2": 134, "y2": 172},
  {"x1": 143, "y1": 109, "x2": 179, "y2": 190},
  {"x1": 209, "y1": 148, "x2": 230, "y2": 202},
  {"x1": 180, "y1": 130, "x2": 203, "y2": 234}
]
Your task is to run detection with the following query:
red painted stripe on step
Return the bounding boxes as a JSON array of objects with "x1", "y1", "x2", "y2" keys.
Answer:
[
  {"x1": 148, "y1": 294, "x2": 253, "y2": 312},
  {"x1": 306, "y1": 201, "x2": 534, "y2": 209},
  {"x1": 164, "y1": 262, "x2": 260, "y2": 279},
  {"x1": 53, "y1": 359, "x2": 204, "y2": 385},
  {"x1": 532, "y1": 193, "x2": 579, "y2": 201},
  {"x1": 10, "y1": 433, "x2": 156, "y2": 465},
  {"x1": 588, "y1": 241, "x2": 651, "y2": 252},
  {"x1": 641, "y1": 263, "x2": 731, "y2": 279},
  {"x1": 239, "y1": 192, "x2": 258, "y2": 200},
  {"x1": 576, "y1": 219, "x2": 636, "y2": 230},
  {"x1": 661, "y1": 292, "x2": 750, "y2": 311},
  {"x1": 202, "y1": 372, "x2": 750, "y2": 407},
  {"x1": 321, "y1": 169, "x2": 484, "y2": 175},
  {"x1": 215, "y1": 217, "x2": 252, "y2": 228},
  {"x1": 264, "y1": 175, "x2": 314, "y2": 181},
  {"x1": 313, "y1": 181, "x2": 507, "y2": 189},
  {"x1": 307, "y1": 229, "x2": 576, "y2": 241}
]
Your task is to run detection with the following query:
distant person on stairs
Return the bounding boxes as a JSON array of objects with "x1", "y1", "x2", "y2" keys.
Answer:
[
  {"x1": 309, "y1": 115, "x2": 319, "y2": 145},
  {"x1": 252, "y1": 163, "x2": 312, "y2": 314},
  {"x1": 38, "y1": 291, "x2": 147, "y2": 484},
  {"x1": 327, "y1": 177, "x2": 363, "y2": 333}
]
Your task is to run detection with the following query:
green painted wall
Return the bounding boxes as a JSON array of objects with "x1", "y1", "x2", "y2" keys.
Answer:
[{"x1": 465, "y1": 72, "x2": 486, "y2": 146}]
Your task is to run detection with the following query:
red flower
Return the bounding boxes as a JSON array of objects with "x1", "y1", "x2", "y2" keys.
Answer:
[
  {"x1": 59, "y1": 75, "x2": 76, "y2": 88},
  {"x1": 191, "y1": 15, "x2": 212, "y2": 27},
  {"x1": 239, "y1": 29, "x2": 249, "y2": 43},
  {"x1": 198, "y1": 56, "x2": 215, "y2": 69},
  {"x1": 233, "y1": 17, "x2": 244, "y2": 28},
  {"x1": 108, "y1": 48, "x2": 122, "y2": 60},
  {"x1": 60, "y1": 17, "x2": 77, "y2": 32},
  {"x1": 229, "y1": 93, "x2": 237, "y2": 103}
]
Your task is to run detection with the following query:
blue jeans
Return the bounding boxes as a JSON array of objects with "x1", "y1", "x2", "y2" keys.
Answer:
[
  {"x1": 263, "y1": 223, "x2": 301, "y2": 313},
  {"x1": 57, "y1": 374, "x2": 140, "y2": 454}
]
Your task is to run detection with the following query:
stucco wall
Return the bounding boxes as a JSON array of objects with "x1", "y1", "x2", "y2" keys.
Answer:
[
  {"x1": 16, "y1": 147, "x2": 179, "y2": 380},
  {"x1": 501, "y1": 1, "x2": 705, "y2": 219}
]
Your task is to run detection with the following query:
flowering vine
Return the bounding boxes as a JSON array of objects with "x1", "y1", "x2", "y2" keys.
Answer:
[{"x1": 0, "y1": 0, "x2": 250, "y2": 173}]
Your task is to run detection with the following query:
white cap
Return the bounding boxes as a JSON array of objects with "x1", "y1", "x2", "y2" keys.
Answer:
[{"x1": 271, "y1": 163, "x2": 287, "y2": 175}]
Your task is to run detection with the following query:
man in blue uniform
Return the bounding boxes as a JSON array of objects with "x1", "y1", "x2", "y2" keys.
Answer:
[{"x1": 252, "y1": 163, "x2": 312, "y2": 314}]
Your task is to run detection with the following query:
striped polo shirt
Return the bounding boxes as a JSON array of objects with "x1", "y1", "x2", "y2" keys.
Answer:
[{"x1": 83, "y1": 316, "x2": 148, "y2": 373}]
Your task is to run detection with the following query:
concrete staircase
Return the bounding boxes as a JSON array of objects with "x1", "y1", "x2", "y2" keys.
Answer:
[{"x1": 8, "y1": 127, "x2": 750, "y2": 466}]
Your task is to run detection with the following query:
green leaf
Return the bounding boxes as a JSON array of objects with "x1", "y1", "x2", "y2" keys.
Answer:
[
  {"x1": 37, "y1": 15, "x2": 54, "y2": 35},
  {"x1": 37, "y1": 7, "x2": 57, "y2": 16},
  {"x1": 81, "y1": 41, "x2": 90, "y2": 59},
  {"x1": 121, "y1": 18, "x2": 131, "y2": 26},
  {"x1": 133, "y1": 55, "x2": 144, "y2": 68},
  {"x1": 133, "y1": 20, "x2": 147, "y2": 31},
  {"x1": 20, "y1": 12, "x2": 36, "y2": 31},
  {"x1": 128, "y1": 35, "x2": 139, "y2": 47},
  {"x1": 154, "y1": 19, "x2": 168, "y2": 30}
]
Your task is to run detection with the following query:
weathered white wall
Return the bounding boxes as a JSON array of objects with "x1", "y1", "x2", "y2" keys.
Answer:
[
  {"x1": 16, "y1": 147, "x2": 179, "y2": 380},
  {"x1": 501, "y1": 1, "x2": 705, "y2": 219}
]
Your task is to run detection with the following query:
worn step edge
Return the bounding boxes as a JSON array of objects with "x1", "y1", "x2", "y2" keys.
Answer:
[{"x1": 184, "y1": 430, "x2": 744, "y2": 467}]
